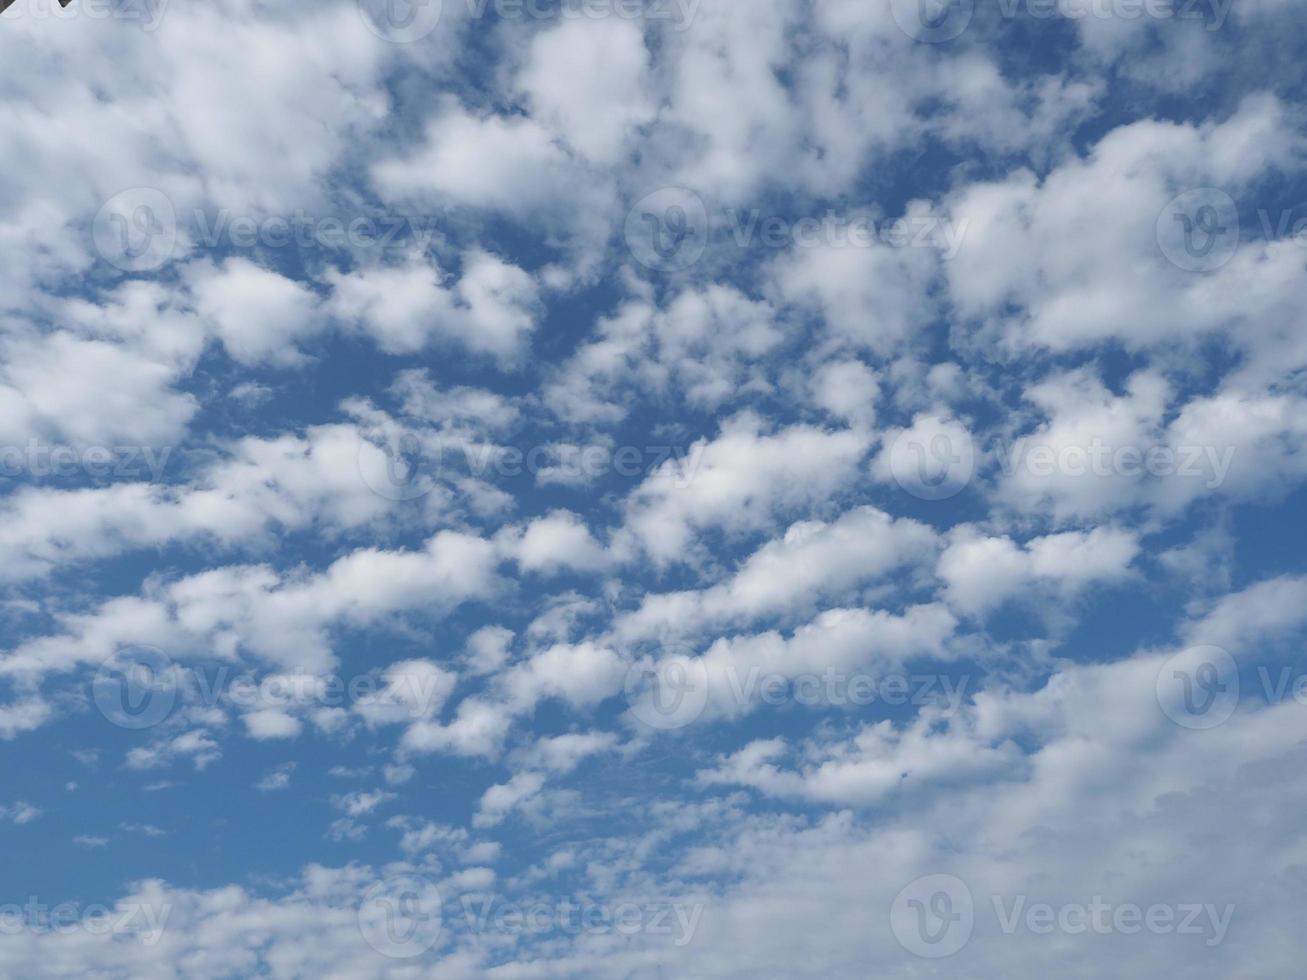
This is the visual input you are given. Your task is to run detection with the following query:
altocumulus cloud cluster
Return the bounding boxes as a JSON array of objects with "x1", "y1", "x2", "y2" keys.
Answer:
[{"x1": 1, "y1": 0, "x2": 1306, "y2": 976}]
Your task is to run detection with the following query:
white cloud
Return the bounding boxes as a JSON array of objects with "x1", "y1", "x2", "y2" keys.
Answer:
[
  {"x1": 620, "y1": 414, "x2": 872, "y2": 565},
  {"x1": 519, "y1": 18, "x2": 654, "y2": 164},
  {"x1": 939, "y1": 526, "x2": 1140, "y2": 616},
  {"x1": 617, "y1": 506, "x2": 938, "y2": 639},
  {"x1": 327, "y1": 250, "x2": 541, "y2": 363}
]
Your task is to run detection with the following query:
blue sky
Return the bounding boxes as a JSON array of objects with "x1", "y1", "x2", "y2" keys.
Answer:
[{"x1": 1, "y1": 0, "x2": 1307, "y2": 976}]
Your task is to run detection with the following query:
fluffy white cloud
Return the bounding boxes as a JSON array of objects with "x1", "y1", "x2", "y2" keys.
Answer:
[
  {"x1": 327, "y1": 250, "x2": 541, "y2": 363},
  {"x1": 620, "y1": 414, "x2": 873, "y2": 565},
  {"x1": 617, "y1": 506, "x2": 938, "y2": 639},
  {"x1": 939, "y1": 526, "x2": 1140, "y2": 616},
  {"x1": 518, "y1": 19, "x2": 654, "y2": 164}
]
